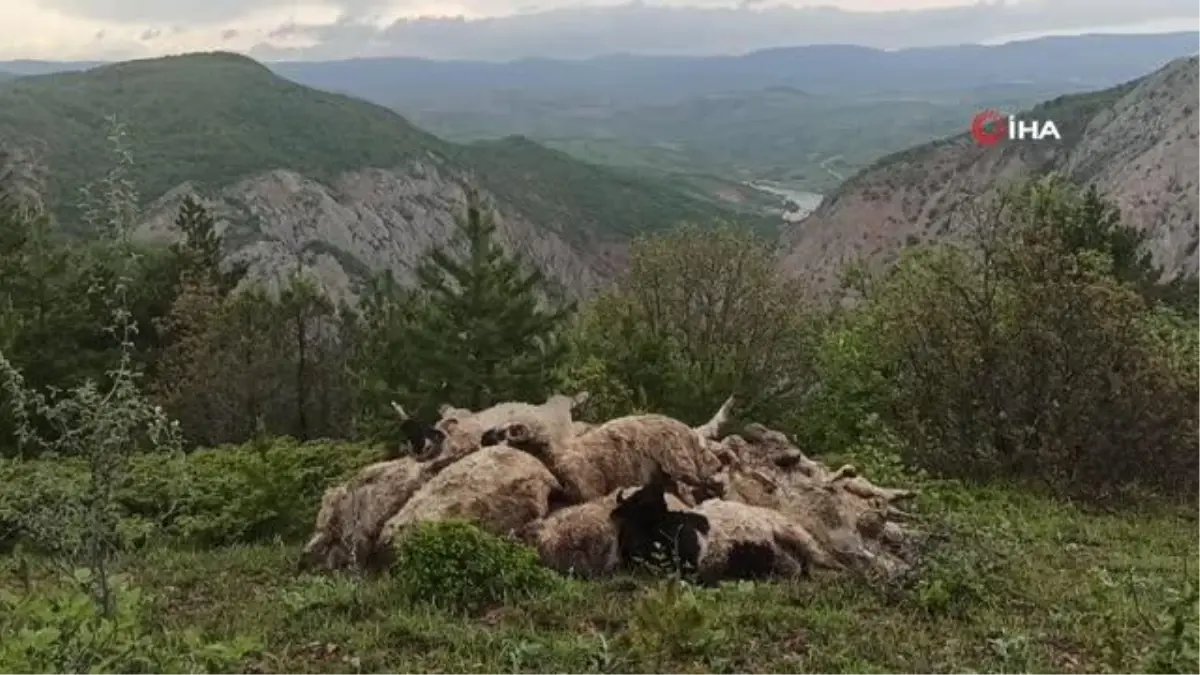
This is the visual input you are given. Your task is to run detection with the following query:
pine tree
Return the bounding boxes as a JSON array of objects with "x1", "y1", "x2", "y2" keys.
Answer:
[
  {"x1": 409, "y1": 189, "x2": 573, "y2": 410},
  {"x1": 169, "y1": 194, "x2": 247, "y2": 294}
]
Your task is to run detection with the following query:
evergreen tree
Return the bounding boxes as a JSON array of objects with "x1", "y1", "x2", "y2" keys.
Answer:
[
  {"x1": 408, "y1": 189, "x2": 573, "y2": 410},
  {"x1": 169, "y1": 194, "x2": 247, "y2": 294}
]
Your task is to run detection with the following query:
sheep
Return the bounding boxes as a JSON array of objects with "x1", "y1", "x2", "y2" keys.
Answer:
[
  {"x1": 418, "y1": 391, "x2": 589, "y2": 468},
  {"x1": 713, "y1": 426, "x2": 920, "y2": 575},
  {"x1": 517, "y1": 486, "x2": 692, "y2": 579},
  {"x1": 733, "y1": 424, "x2": 915, "y2": 503},
  {"x1": 691, "y1": 498, "x2": 842, "y2": 582},
  {"x1": 300, "y1": 456, "x2": 428, "y2": 572},
  {"x1": 388, "y1": 402, "x2": 444, "y2": 460},
  {"x1": 379, "y1": 445, "x2": 563, "y2": 545},
  {"x1": 487, "y1": 395, "x2": 735, "y2": 505},
  {"x1": 608, "y1": 465, "x2": 711, "y2": 579}
]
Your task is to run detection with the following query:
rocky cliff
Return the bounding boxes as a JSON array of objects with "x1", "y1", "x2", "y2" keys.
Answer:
[
  {"x1": 781, "y1": 56, "x2": 1199, "y2": 291},
  {"x1": 138, "y1": 162, "x2": 619, "y2": 306}
]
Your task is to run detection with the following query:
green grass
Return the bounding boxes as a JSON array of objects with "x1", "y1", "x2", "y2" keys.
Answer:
[
  {"x1": 4, "y1": 484, "x2": 1195, "y2": 673},
  {"x1": 0, "y1": 51, "x2": 738, "y2": 242}
]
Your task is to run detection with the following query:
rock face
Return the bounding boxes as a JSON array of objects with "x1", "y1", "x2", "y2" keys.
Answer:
[
  {"x1": 137, "y1": 161, "x2": 615, "y2": 305},
  {"x1": 781, "y1": 56, "x2": 1199, "y2": 293}
]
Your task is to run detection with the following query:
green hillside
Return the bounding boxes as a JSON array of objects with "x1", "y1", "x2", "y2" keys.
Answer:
[
  {"x1": 827, "y1": 69, "x2": 1148, "y2": 201},
  {"x1": 0, "y1": 51, "x2": 738, "y2": 241},
  {"x1": 400, "y1": 85, "x2": 1065, "y2": 193}
]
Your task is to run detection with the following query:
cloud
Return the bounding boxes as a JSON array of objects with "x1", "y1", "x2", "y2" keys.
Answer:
[
  {"x1": 249, "y1": 1, "x2": 1200, "y2": 61},
  {"x1": 4, "y1": 0, "x2": 1198, "y2": 60}
]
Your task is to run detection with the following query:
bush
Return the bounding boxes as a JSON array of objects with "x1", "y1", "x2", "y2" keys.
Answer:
[
  {"x1": 563, "y1": 222, "x2": 822, "y2": 430},
  {"x1": 0, "y1": 568, "x2": 259, "y2": 672},
  {"x1": 0, "y1": 437, "x2": 380, "y2": 553},
  {"x1": 390, "y1": 520, "x2": 559, "y2": 613},
  {"x1": 825, "y1": 178, "x2": 1198, "y2": 501}
]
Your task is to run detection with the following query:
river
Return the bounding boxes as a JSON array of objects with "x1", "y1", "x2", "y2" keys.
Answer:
[{"x1": 746, "y1": 182, "x2": 824, "y2": 222}]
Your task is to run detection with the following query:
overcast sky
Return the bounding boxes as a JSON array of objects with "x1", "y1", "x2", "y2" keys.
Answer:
[{"x1": 2, "y1": 0, "x2": 1197, "y2": 61}]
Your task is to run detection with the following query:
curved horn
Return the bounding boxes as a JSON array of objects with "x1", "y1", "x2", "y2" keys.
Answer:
[
  {"x1": 390, "y1": 401, "x2": 409, "y2": 419},
  {"x1": 694, "y1": 394, "x2": 734, "y2": 440}
]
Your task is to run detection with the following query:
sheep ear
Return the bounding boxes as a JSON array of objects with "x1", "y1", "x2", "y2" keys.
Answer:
[{"x1": 438, "y1": 403, "x2": 455, "y2": 417}]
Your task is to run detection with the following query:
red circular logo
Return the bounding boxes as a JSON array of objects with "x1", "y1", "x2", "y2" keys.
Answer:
[{"x1": 970, "y1": 110, "x2": 1007, "y2": 146}]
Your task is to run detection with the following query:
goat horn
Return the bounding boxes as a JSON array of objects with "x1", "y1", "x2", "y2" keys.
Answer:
[{"x1": 390, "y1": 401, "x2": 408, "y2": 419}]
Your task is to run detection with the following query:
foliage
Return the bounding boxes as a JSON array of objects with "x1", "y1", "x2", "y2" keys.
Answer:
[
  {"x1": 564, "y1": 222, "x2": 821, "y2": 429},
  {"x1": 390, "y1": 520, "x2": 559, "y2": 613},
  {"x1": 0, "y1": 116, "x2": 183, "y2": 618},
  {"x1": 0, "y1": 437, "x2": 379, "y2": 553},
  {"x1": 353, "y1": 190, "x2": 572, "y2": 422},
  {"x1": 1, "y1": 485, "x2": 1193, "y2": 673},
  {"x1": 0, "y1": 568, "x2": 260, "y2": 673},
  {"x1": 827, "y1": 176, "x2": 1198, "y2": 500}
]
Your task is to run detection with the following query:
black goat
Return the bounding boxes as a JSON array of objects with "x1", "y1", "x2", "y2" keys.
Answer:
[{"x1": 609, "y1": 465, "x2": 710, "y2": 579}]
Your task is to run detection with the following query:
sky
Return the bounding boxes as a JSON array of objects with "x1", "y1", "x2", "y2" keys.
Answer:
[{"x1": 1, "y1": 0, "x2": 1197, "y2": 61}]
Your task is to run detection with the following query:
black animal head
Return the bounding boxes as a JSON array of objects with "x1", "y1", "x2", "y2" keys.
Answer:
[
  {"x1": 399, "y1": 419, "x2": 445, "y2": 459},
  {"x1": 609, "y1": 465, "x2": 710, "y2": 577}
]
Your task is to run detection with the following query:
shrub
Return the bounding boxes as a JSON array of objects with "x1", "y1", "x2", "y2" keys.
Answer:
[
  {"x1": 0, "y1": 437, "x2": 380, "y2": 552},
  {"x1": 0, "y1": 568, "x2": 260, "y2": 672},
  {"x1": 390, "y1": 520, "x2": 559, "y2": 613},
  {"x1": 826, "y1": 178, "x2": 1198, "y2": 501}
]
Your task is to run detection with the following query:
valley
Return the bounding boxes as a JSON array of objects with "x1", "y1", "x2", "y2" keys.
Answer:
[{"x1": 1, "y1": 15, "x2": 1198, "y2": 675}]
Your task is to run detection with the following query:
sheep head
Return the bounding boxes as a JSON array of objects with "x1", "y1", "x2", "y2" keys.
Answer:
[
  {"x1": 390, "y1": 401, "x2": 445, "y2": 460},
  {"x1": 611, "y1": 463, "x2": 675, "y2": 522}
]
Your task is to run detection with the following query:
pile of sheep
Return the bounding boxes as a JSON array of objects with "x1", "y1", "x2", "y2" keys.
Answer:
[{"x1": 300, "y1": 393, "x2": 921, "y2": 583}]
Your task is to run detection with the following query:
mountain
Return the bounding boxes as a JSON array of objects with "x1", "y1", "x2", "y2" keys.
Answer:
[
  {"x1": 0, "y1": 60, "x2": 102, "y2": 76},
  {"x1": 0, "y1": 52, "x2": 746, "y2": 302},
  {"x1": 6, "y1": 34, "x2": 1194, "y2": 197},
  {"x1": 267, "y1": 32, "x2": 1198, "y2": 192},
  {"x1": 400, "y1": 85, "x2": 1074, "y2": 193},
  {"x1": 781, "y1": 56, "x2": 1200, "y2": 291},
  {"x1": 271, "y1": 33, "x2": 1200, "y2": 107}
]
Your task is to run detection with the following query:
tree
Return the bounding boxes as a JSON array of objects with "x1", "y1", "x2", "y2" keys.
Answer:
[
  {"x1": 371, "y1": 189, "x2": 572, "y2": 414},
  {"x1": 567, "y1": 222, "x2": 821, "y2": 429},
  {"x1": 839, "y1": 175, "x2": 1198, "y2": 500}
]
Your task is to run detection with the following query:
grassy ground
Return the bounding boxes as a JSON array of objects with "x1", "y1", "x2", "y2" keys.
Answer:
[{"x1": 2, "y1": 484, "x2": 1196, "y2": 673}]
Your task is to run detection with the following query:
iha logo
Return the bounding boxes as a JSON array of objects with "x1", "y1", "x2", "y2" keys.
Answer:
[{"x1": 970, "y1": 109, "x2": 1062, "y2": 146}]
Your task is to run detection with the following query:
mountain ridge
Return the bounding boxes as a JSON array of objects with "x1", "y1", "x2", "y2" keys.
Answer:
[
  {"x1": 0, "y1": 51, "x2": 741, "y2": 302},
  {"x1": 781, "y1": 56, "x2": 1200, "y2": 291}
]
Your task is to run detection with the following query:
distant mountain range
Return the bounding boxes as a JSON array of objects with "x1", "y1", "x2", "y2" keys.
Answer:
[
  {"x1": 268, "y1": 32, "x2": 1200, "y2": 106},
  {"x1": 3, "y1": 32, "x2": 1195, "y2": 105}
]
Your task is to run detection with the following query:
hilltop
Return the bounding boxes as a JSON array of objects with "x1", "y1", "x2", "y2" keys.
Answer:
[
  {"x1": 781, "y1": 56, "x2": 1200, "y2": 291},
  {"x1": 0, "y1": 52, "x2": 744, "y2": 300}
]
